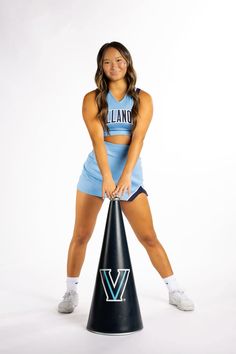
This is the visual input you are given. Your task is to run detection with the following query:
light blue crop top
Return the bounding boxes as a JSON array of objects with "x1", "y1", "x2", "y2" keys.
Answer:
[{"x1": 104, "y1": 90, "x2": 134, "y2": 136}]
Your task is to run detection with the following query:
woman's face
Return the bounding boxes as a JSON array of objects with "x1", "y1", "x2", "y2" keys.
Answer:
[{"x1": 102, "y1": 47, "x2": 128, "y2": 82}]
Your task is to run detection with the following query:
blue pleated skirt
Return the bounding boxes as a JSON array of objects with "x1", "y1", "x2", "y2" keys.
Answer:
[{"x1": 77, "y1": 141, "x2": 148, "y2": 201}]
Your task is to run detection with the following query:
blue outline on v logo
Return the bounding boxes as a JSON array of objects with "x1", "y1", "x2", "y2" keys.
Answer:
[{"x1": 99, "y1": 269, "x2": 130, "y2": 302}]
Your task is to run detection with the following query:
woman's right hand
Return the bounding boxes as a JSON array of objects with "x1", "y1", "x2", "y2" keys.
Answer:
[{"x1": 102, "y1": 175, "x2": 117, "y2": 200}]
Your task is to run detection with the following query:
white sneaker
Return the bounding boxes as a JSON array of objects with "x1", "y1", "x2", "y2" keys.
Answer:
[
  {"x1": 58, "y1": 290, "x2": 79, "y2": 313},
  {"x1": 169, "y1": 289, "x2": 194, "y2": 311}
]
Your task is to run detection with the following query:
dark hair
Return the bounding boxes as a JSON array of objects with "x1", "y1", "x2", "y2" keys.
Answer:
[{"x1": 94, "y1": 41, "x2": 140, "y2": 135}]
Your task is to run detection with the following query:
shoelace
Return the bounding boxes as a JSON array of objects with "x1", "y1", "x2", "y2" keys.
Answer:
[
  {"x1": 171, "y1": 289, "x2": 185, "y2": 295},
  {"x1": 171, "y1": 289, "x2": 192, "y2": 302},
  {"x1": 63, "y1": 291, "x2": 75, "y2": 300}
]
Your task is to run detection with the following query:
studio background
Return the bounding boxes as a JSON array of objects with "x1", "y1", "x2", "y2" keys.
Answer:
[{"x1": 0, "y1": 0, "x2": 235, "y2": 353}]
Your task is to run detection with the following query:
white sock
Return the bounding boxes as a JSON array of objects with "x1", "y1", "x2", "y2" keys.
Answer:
[
  {"x1": 163, "y1": 274, "x2": 181, "y2": 292},
  {"x1": 66, "y1": 277, "x2": 79, "y2": 292}
]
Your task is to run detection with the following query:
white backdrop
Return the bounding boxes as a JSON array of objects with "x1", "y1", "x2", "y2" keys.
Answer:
[{"x1": 0, "y1": 1, "x2": 236, "y2": 353}]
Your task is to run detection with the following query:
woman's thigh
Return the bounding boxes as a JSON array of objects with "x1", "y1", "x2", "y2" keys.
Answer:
[
  {"x1": 120, "y1": 193, "x2": 157, "y2": 243},
  {"x1": 72, "y1": 190, "x2": 104, "y2": 241}
]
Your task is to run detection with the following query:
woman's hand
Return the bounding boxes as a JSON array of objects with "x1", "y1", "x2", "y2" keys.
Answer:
[
  {"x1": 112, "y1": 173, "x2": 132, "y2": 198},
  {"x1": 102, "y1": 175, "x2": 117, "y2": 200}
]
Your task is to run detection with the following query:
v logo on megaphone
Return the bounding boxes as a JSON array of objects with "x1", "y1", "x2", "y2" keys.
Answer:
[{"x1": 99, "y1": 269, "x2": 130, "y2": 302}]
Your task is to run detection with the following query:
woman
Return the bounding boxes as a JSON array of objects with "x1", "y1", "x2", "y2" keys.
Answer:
[{"x1": 58, "y1": 41, "x2": 194, "y2": 313}]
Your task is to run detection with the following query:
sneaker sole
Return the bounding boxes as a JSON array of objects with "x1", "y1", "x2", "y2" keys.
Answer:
[
  {"x1": 169, "y1": 301, "x2": 194, "y2": 311},
  {"x1": 58, "y1": 305, "x2": 77, "y2": 314},
  {"x1": 58, "y1": 309, "x2": 74, "y2": 313}
]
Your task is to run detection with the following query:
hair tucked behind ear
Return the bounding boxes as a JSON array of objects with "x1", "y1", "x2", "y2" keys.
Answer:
[{"x1": 94, "y1": 41, "x2": 140, "y2": 135}]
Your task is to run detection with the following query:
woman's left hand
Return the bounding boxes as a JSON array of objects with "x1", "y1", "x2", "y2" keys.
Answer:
[{"x1": 112, "y1": 174, "x2": 132, "y2": 198}]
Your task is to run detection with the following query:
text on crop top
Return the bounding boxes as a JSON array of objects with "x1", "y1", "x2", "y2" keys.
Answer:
[{"x1": 104, "y1": 90, "x2": 134, "y2": 136}]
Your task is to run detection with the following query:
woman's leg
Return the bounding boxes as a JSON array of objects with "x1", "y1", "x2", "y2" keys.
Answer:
[
  {"x1": 120, "y1": 193, "x2": 195, "y2": 311},
  {"x1": 67, "y1": 190, "x2": 104, "y2": 277},
  {"x1": 120, "y1": 193, "x2": 173, "y2": 278}
]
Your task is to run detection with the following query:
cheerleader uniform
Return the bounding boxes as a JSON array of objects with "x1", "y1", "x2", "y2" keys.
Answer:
[{"x1": 76, "y1": 88, "x2": 148, "y2": 201}]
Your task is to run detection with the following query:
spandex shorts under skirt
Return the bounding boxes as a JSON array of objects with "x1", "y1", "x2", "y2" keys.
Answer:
[{"x1": 76, "y1": 141, "x2": 148, "y2": 201}]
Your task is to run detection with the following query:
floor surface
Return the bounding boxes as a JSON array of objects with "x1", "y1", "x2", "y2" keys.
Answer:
[{"x1": 0, "y1": 264, "x2": 235, "y2": 354}]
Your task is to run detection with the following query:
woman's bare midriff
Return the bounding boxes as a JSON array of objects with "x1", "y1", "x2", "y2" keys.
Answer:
[{"x1": 104, "y1": 135, "x2": 131, "y2": 145}]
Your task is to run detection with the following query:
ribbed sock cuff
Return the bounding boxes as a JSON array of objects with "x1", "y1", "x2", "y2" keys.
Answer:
[
  {"x1": 66, "y1": 276, "x2": 79, "y2": 292},
  {"x1": 163, "y1": 274, "x2": 181, "y2": 292}
]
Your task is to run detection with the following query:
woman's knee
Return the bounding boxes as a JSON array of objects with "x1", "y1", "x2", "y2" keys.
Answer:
[
  {"x1": 72, "y1": 226, "x2": 93, "y2": 245},
  {"x1": 138, "y1": 231, "x2": 160, "y2": 248}
]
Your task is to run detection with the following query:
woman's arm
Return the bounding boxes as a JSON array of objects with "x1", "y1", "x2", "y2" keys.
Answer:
[
  {"x1": 82, "y1": 91, "x2": 116, "y2": 199},
  {"x1": 113, "y1": 90, "x2": 153, "y2": 197}
]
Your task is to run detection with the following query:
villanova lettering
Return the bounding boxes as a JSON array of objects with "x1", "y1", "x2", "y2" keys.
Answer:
[
  {"x1": 107, "y1": 109, "x2": 133, "y2": 124},
  {"x1": 99, "y1": 269, "x2": 130, "y2": 302}
]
